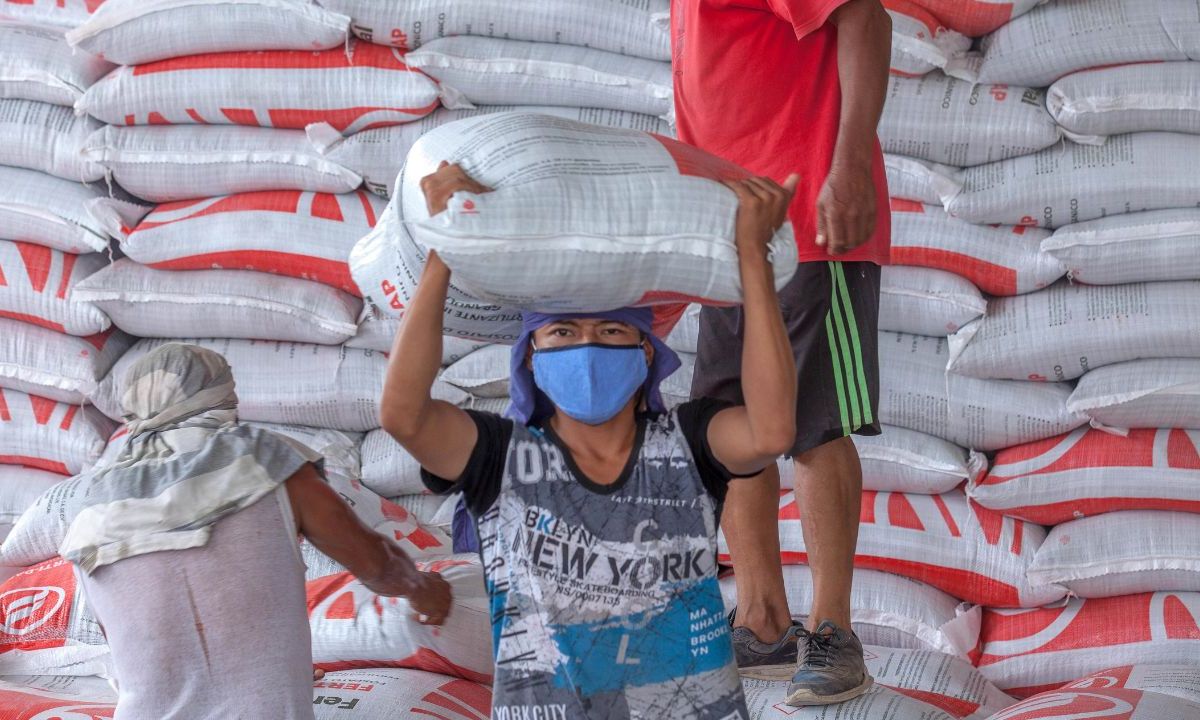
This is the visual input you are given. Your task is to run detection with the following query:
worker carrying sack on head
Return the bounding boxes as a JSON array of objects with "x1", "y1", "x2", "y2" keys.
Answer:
[
  {"x1": 380, "y1": 162, "x2": 801, "y2": 720},
  {"x1": 56, "y1": 343, "x2": 451, "y2": 720}
]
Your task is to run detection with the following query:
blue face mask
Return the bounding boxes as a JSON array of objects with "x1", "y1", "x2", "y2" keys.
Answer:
[{"x1": 531, "y1": 343, "x2": 649, "y2": 425}]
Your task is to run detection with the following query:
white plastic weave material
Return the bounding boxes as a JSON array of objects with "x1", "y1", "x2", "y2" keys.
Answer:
[
  {"x1": 0, "y1": 98, "x2": 103, "y2": 181},
  {"x1": 82, "y1": 125, "x2": 362, "y2": 203},
  {"x1": 0, "y1": 466, "x2": 65, "y2": 525},
  {"x1": 1029, "y1": 511, "x2": 1200, "y2": 599},
  {"x1": 947, "y1": 133, "x2": 1200, "y2": 229},
  {"x1": 311, "y1": 105, "x2": 672, "y2": 198},
  {"x1": 1048, "y1": 63, "x2": 1200, "y2": 141},
  {"x1": 73, "y1": 260, "x2": 361, "y2": 345},
  {"x1": 0, "y1": 0, "x2": 104, "y2": 28},
  {"x1": 0, "y1": 388, "x2": 114, "y2": 475},
  {"x1": 0, "y1": 676, "x2": 116, "y2": 716},
  {"x1": 890, "y1": 200, "x2": 1062, "y2": 296},
  {"x1": 322, "y1": 0, "x2": 670, "y2": 61},
  {"x1": 879, "y1": 331, "x2": 1086, "y2": 451},
  {"x1": 440, "y1": 344, "x2": 510, "y2": 399},
  {"x1": 359, "y1": 428, "x2": 426, "y2": 498},
  {"x1": 0, "y1": 22, "x2": 113, "y2": 106},
  {"x1": 988, "y1": 666, "x2": 1200, "y2": 719},
  {"x1": 0, "y1": 558, "x2": 108, "y2": 678},
  {"x1": 0, "y1": 320, "x2": 132, "y2": 405},
  {"x1": 907, "y1": 0, "x2": 1045, "y2": 37},
  {"x1": 721, "y1": 566, "x2": 981, "y2": 658},
  {"x1": 1043, "y1": 209, "x2": 1200, "y2": 286},
  {"x1": 405, "y1": 37, "x2": 673, "y2": 118},
  {"x1": 746, "y1": 683, "x2": 957, "y2": 720},
  {"x1": 0, "y1": 240, "x2": 110, "y2": 336},
  {"x1": 949, "y1": 281, "x2": 1200, "y2": 382},
  {"x1": 880, "y1": 73, "x2": 1060, "y2": 167},
  {"x1": 67, "y1": 0, "x2": 350, "y2": 66},
  {"x1": 78, "y1": 41, "x2": 440, "y2": 134},
  {"x1": 886, "y1": 0, "x2": 971, "y2": 78},
  {"x1": 1067, "y1": 358, "x2": 1200, "y2": 431},
  {"x1": 883, "y1": 154, "x2": 963, "y2": 206},
  {"x1": 0, "y1": 166, "x2": 135, "y2": 254},
  {"x1": 122, "y1": 189, "x2": 385, "y2": 295},
  {"x1": 879, "y1": 265, "x2": 986, "y2": 337},
  {"x1": 977, "y1": 593, "x2": 1200, "y2": 697},
  {"x1": 846, "y1": 425, "x2": 985, "y2": 495},
  {"x1": 970, "y1": 427, "x2": 1200, "y2": 526},
  {"x1": 311, "y1": 668, "x2": 491, "y2": 720}
]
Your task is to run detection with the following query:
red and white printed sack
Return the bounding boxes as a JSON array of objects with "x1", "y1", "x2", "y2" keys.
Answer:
[
  {"x1": 1048, "y1": 63, "x2": 1200, "y2": 142},
  {"x1": 885, "y1": 154, "x2": 962, "y2": 206},
  {"x1": 67, "y1": 0, "x2": 350, "y2": 66},
  {"x1": 0, "y1": 0, "x2": 105, "y2": 28},
  {"x1": 986, "y1": 665, "x2": 1200, "y2": 720},
  {"x1": 123, "y1": 189, "x2": 386, "y2": 295},
  {"x1": 0, "y1": 22, "x2": 113, "y2": 106},
  {"x1": 879, "y1": 265, "x2": 986, "y2": 337},
  {"x1": 889, "y1": 200, "x2": 1063, "y2": 296},
  {"x1": 0, "y1": 389, "x2": 113, "y2": 475},
  {"x1": 907, "y1": 0, "x2": 1044, "y2": 37},
  {"x1": 722, "y1": 489, "x2": 1063, "y2": 608},
  {"x1": 745, "y1": 682, "x2": 957, "y2": 720},
  {"x1": 78, "y1": 41, "x2": 441, "y2": 134},
  {"x1": 1067, "y1": 359, "x2": 1200, "y2": 432},
  {"x1": 0, "y1": 98, "x2": 103, "y2": 182},
  {"x1": 1042, "y1": 209, "x2": 1200, "y2": 287},
  {"x1": 0, "y1": 674, "x2": 116, "y2": 719},
  {"x1": 0, "y1": 558, "x2": 108, "y2": 677},
  {"x1": 0, "y1": 241, "x2": 109, "y2": 336},
  {"x1": 975, "y1": 593, "x2": 1200, "y2": 697},
  {"x1": 885, "y1": 0, "x2": 970, "y2": 78},
  {"x1": 0, "y1": 166, "x2": 144, "y2": 256},
  {"x1": 868, "y1": 646, "x2": 1016, "y2": 720},
  {"x1": 313, "y1": 667, "x2": 491, "y2": 720},
  {"x1": 0, "y1": 466, "x2": 64, "y2": 528},
  {"x1": 308, "y1": 554, "x2": 492, "y2": 681},
  {"x1": 969, "y1": 427, "x2": 1200, "y2": 525},
  {"x1": 0, "y1": 320, "x2": 133, "y2": 405}
]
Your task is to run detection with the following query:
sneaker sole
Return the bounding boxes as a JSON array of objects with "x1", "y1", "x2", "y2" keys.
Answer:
[
  {"x1": 784, "y1": 675, "x2": 874, "y2": 707},
  {"x1": 738, "y1": 663, "x2": 801, "y2": 682}
]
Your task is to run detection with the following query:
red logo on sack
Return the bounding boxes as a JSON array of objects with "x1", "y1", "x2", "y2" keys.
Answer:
[{"x1": 0, "y1": 586, "x2": 66, "y2": 637}]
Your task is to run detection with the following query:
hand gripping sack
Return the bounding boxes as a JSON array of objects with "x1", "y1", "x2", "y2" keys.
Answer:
[
  {"x1": 307, "y1": 554, "x2": 492, "y2": 681},
  {"x1": 1042, "y1": 209, "x2": 1200, "y2": 286},
  {"x1": 0, "y1": 241, "x2": 109, "y2": 336},
  {"x1": 721, "y1": 488, "x2": 1064, "y2": 608},
  {"x1": 879, "y1": 265, "x2": 986, "y2": 337},
  {"x1": 885, "y1": 154, "x2": 963, "y2": 206},
  {"x1": 81, "y1": 125, "x2": 362, "y2": 203},
  {"x1": 0, "y1": 558, "x2": 107, "y2": 677},
  {"x1": 0, "y1": 99, "x2": 103, "y2": 182},
  {"x1": 66, "y1": 0, "x2": 350, "y2": 66},
  {"x1": 889, "y1": 200, "x2": 1062, "y2": 296},
  {"x1": 321, "y1": 0, "x2": 670, "y2": 61},
  {"x1": 985, "y1": 665, "x2": 1200, "y2": 720},
  {"x1": 0, "y1": 166, "x2": 144, "y2": 255},
  {"x1": 404, "y1": 38, "x2": 672, "y2": 118},
  {"x1": 123, "y1": 189, "x2": 386, "y2": 295},
  {"x1": 1067, "y1": 359, "x2": 1200, "y2": 431},
  {"x1": 400, "y1": 112, "x2": 798, "y2": 313},
  {"x1": 72, "y1": 260, "x2": 361, "y2": 345},
  {"x1": 0, "y1": 466, "x2": 65, "y2": 527},
  {"x1": 0, "y1": 22, "x2": 113, "y2": 106},
  {"x1": 975, "y1": 592, "x2": 1200, "y2": 698},
  {"x1": 312, "y1": 668, "x2": 490, "y2": 720},
  {"x1": 722, "y1": 565, "x2": 982, "y2": 657},
  {"x1": 0, "y1": 389, "x2": 113, "y2": 475},
  {"x1": 78, "y1": 42, "x2": 441, "y2": 133},
  {"x1": 948, "y1": 281, "x2": 1200, "y2": 382},
  {"x1": 907, "y1": 0, "x2": 1045, "y2": 37},
  {"x1": 0, "y1": 321, "x2": 133, "y2": 405},
  {"x1": 880, "y1": 74, "x2": 1060, "y2": 167},
  {"x1": 0, "y1": 675, "x2": 116, "y2": 719},
  {"x1": 0, "y1": 0, "x2": 105, "y2": 28},
  {"x1": 1048, "y1": 63, "x2": 1200, "y2": 142},
  {"x1": 885, "y1": 0, "x2": 970, "y2": 78},
  {"x1": 945, "y1": 133, "x2": 1200, "y2": 229},
  {"x1": 970, "y1": 427, "x2": 1200, "y2": 525}
]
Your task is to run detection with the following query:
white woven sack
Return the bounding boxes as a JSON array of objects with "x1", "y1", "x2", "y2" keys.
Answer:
[
  {"x1": 0, "y1": 22, "x2": 113, "y2": 106},
  {"x1": 72, "y1": 260, "x2": 361, "y2": 345},
  {"x1": 322, "y1": 0, "x2": 669, "y2": 61},
  {"x1": 988, "y1": 666, "x2": 1200, "y2": 720},
  {"x1": 81, "y1": 125, "x2": 362, "y2": 203},
  {"x1": 440, "y1": 344, "x2": 509, "y2": 399},
  {"x1": 345, "y1": 305, "x2": 488, "y2": 364},
  {"x1": 405, "y1": 38, "x2": 673, "y2": 118},
  {"x1": 0, "y1": 466, "x2": 65, "y2": 526},
  {"x1": 904, "y1": 0, "x2": 1045, "y2": 37},
  {"x1": 122, "y1": 189, "x2": 385, "y2": 295},
  {"x1": 0, "y1": 241, "x2": 109, "y2": 336},
  {"x1": 880, "y1": 265, "x2": 986, "y2": 337},
  {"x1": 0, "y1": 674, "x2": 116, "y2": 715},
  {"x1": 95, "y1": 337, "x2": 387, "y2": 431},
  {"x1": 401, "y1": 112, "x2": 798, "y2": 313},
  {"x1": 884, "y1": 154, "x2": 962, "y2": 206},
  {"x1": 949, "y1": 281, "x2": 1200, "y2": 382},
  {"x1": 745, "y1": 680, "x2": 954, "y2": 720},
  {"x1": 0, "y1": 99, "x2": 103, "y2": 181},
  {"x1": 865, "y1": 647, "x2": 1013, "y2": 720},
  {"x1": 0, "y1": 166, "x2": 142, "y2": 254},
  {"x1": 881, "y1": 74, "x2": 1060, "y2": 167},
  {"x1": 0, "y1": 558, "x2": 108, "y2": 678},
  {"x1": 308, "y1": 554, "x2": 492, "y2": 682},
  {"x1": 67, "y1": 0, "x2": 350, "y2": 66},
  {"x1": 961, "y1": 0, "x2": 1200, "y2": 88},
  {"x1": 664, "y1": 303, "x2": 701, "y2": 354},
  {"x1": 889, "y1": 200, "x2": 1062, "y2": 296},
  {"x1": 1049, "y1": 63, "x2": 1200, "y2": 142},
  {"x1": 312, "y1": 667, "x2": 491, "y2": 720},
  {"x1": 0, "y1": 0, "x2": 103, "y2": 28},
  {"x1": 310, "y1": 105, "x2": 673, "y2": 198},
  {"x1": 970, "y1": 427, "x2": 1200, "y2": 526},
  {"x1": 359, "y1": 428, "x2": 426, "y2": 497},
  {"x1": 722, "y1": 566, "x2": 981, "y2": 657},
  {"x1": 976, "y1": 593, "x2": 1200, "y2": 697},
  {"x1": 389, "y1": 492, "x2": 456, "y2": 527},
  {"x1": 886, "y1": 1, "x2": 971, "y2": 78},
  {"x1": 1067, "y1": 359, "x2": 1200, "y2": 431},
  {"x1": 851, "y1": 425, "x2": 985, "y2": 495},
  {"x1": 1029, "y1": 511, "x2": 1200, "y2": 600},
  {"x1": 0, "y1": 388, "x2": 113, "y2": 476},
  {"x1": 0, "y1": 320, "x2": 133, "y2": 405},
  {"x1": 879, "y1": 331, "x2": 1085, "y2": 451},
  {"x1": 240, "y1": 422, "x2": 361, "y2": 482},
  {"x1": 1043, "y1": 209, "x2": 1200, "y2": 286}
]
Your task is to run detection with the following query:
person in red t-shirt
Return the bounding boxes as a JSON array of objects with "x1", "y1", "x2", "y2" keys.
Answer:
[{"x1": 672, "y1": 0, "x2": 892, "y2": 707}]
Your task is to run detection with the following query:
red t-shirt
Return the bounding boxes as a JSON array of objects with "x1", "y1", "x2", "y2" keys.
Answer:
[{"x1": 672, "y1": 0, "x2": 891, "y2": 265}]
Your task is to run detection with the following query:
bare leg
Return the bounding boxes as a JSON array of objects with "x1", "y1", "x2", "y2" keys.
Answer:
[
  {"x1": 721, "y1": 462, "x2": 792, "y2": 642},
  {"x1": 793, "y1": 436, "x2": 861, "y2": 631}
]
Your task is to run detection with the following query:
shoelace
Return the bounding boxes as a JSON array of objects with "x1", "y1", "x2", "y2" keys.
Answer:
[{"x1": 802, "y1": 630, "x2": 839, "y2": 669}]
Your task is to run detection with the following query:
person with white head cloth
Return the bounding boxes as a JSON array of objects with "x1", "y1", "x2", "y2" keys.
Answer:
[{"x1": 58, "y1": 342, "x2": 451, "y2": 720}]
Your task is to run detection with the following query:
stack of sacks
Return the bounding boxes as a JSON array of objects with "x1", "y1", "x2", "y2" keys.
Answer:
[{"x1": 0, "y1": 0, "x2": 105, "y2": 27}]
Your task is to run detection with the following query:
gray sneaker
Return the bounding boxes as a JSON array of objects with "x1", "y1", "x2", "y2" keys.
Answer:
[
  {"x1": 785, "y1": 620, "x2": 874, "y2": 706},
  {"x1": 727, "y1": 610, "x2": 802, "y2": 681}
]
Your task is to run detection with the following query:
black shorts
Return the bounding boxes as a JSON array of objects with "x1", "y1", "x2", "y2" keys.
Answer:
[{"x1": 690, "y1": 261, "x2": 882, "y2": 456}]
